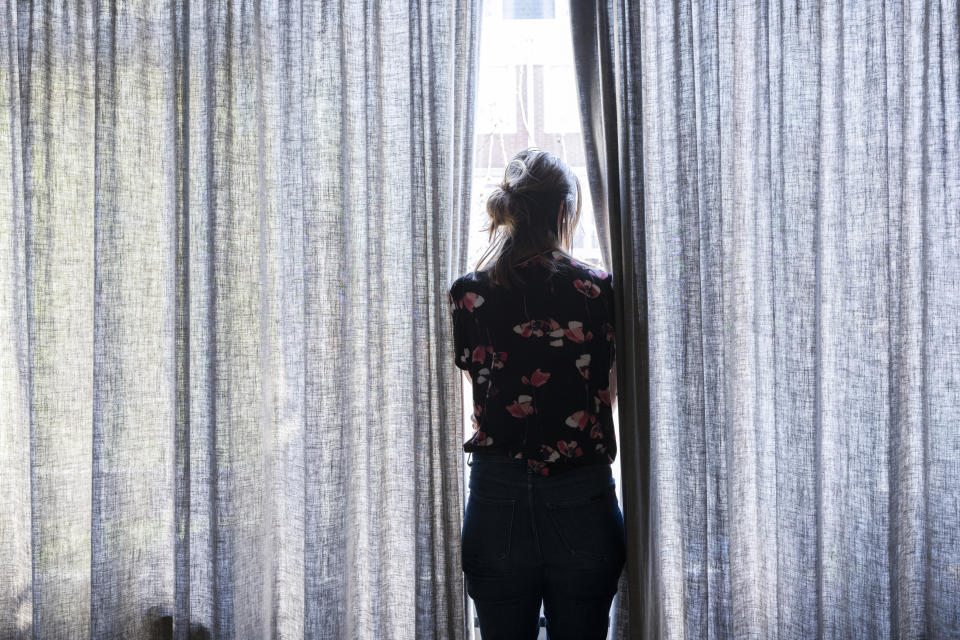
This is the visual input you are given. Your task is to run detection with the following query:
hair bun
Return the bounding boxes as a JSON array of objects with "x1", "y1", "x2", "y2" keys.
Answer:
[{"x1": 486, "y1": 188, "x2": 513, "y2": 227}]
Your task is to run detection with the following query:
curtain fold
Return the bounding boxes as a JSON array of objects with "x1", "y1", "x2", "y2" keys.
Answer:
[
  {"x1": 573, "y1": 0, "x2": 960, "y2": 638},
  {"x1": 0, "y1": 1, "x2": 478, "y2": 638},
  {"x1": 570, "y1": 2, "x2": 651, "y2": 638}
]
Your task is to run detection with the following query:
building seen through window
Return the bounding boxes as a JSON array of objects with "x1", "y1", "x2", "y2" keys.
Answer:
[{"x1": 468, "y1": 0, "x2": 602, "y2": 271}]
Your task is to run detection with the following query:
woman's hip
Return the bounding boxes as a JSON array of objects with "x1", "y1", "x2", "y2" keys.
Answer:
[{"x1": 467, "y1": 454, "x2": 616, "y2": 504}]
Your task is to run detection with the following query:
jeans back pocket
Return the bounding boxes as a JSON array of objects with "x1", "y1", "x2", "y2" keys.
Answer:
[
  {"x1": 461, "y1": 492, "x2": 516, "y2": 568},
  {"x1": 545, "y1": 488, "x2": 625, "y2": 564}
]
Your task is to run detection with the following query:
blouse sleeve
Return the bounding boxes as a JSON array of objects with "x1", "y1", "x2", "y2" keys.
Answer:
[
  {"x1": 448, "y1": 281, "x2": 471, "y2": 371},
  {"x1": 602, "y1": 273, "x2": 616, "y2": 365}
]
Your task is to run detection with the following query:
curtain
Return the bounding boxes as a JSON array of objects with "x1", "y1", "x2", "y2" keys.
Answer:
[
  {"x1": 0, "y1": 1, "x2": 479, "y2": 638},
  {"x1": 570, "y1": 2, "x2": 649, "y2": 638},
  {"x1": 573, "y1": 1, "x2": 960, "y2": 638},
  {"x1": 570, "y1": 0, "x2": 656, "y2": 639}
]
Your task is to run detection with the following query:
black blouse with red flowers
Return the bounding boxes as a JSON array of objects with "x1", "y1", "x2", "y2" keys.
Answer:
[{"x1": 447, "y1": 249, "x2": 617, "y2": 476}]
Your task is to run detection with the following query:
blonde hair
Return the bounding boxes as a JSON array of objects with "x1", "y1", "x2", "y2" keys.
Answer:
[{"x1": 476, "y1": 148, "x2": 582, "y2": 289}]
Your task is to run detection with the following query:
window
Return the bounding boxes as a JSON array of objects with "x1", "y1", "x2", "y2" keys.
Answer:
[
  {"x1": 465, "y1": 2, "x2": 621, "y2": 634},
  {"x1": 476, "y1": 66, "x2": 519, "y2": 134},
  {"x1": 542, "y1": 65, "x2": 580, "y2": 133},
  {"x1": 468, "y1": 0, "x2": 601, "y2": 269},
  {"x1": 503, "y1": 0, "x2": 556, "y2": 20}
]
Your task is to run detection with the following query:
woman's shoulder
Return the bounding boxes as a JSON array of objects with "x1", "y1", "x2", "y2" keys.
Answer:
[
  {"x1": 448, "y1": 270, "x2": 490, "y2": 311},
  {"x1": 450, "y1": 269, "x2": 489, "y2": 292},
  {"x1": 549, "y1": 251, "x2": 613, "y2": 285}
]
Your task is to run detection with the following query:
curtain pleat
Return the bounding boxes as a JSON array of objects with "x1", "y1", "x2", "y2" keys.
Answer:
[
  {"x1": 573, "y1": 0, "x2": 960, "y2": 638},
  {"x1": 0, "y1": 1, "x2": 478, "y2": 638},
  {"x1": 570, "y1": 2, "x2": 651, "y2": 638}
]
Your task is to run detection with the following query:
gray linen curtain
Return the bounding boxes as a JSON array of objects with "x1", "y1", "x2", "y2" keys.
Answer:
[
  {"x1": 0, "y1": 1, "x2": 478, "y2": 638},
  {"x1": 573, "y1": 1, "x2": 960, "y2": 638}
]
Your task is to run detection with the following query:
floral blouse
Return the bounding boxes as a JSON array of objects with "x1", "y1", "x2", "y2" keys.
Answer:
[{"x1": 447, "y1": 249, "x2": 617, "y2": 476}]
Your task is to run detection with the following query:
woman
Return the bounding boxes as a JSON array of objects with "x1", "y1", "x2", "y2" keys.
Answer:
[{"x1": 448, "y1": 149, "x2": 626, "y2": 639}]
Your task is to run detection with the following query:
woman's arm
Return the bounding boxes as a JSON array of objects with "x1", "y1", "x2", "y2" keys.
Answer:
[{"x1": 609, "y1": 359, "x2": 617, "y2": 408}]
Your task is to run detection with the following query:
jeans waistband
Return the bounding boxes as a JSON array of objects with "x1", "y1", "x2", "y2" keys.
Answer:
[
  {"x1": 468, "y1": 450, "x2": 523, "y2": 466},
  {"x1": 467, "y1": 450, "x2": 614, "y2": 491}
]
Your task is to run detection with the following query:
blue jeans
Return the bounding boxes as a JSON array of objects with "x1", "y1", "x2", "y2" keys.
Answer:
[{"x1": 462, "y1": 451, "x2": 627, "y2": 640}]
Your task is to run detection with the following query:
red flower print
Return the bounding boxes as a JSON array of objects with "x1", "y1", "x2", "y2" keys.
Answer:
[
  {"x1": 530, "y1": 369, "x2": 550, "y2": 386},
  {"x1": 472, "y1": 345, "x2": 487, "y2": 363},
  {"x1": 471, "y1": 405, "x2": 483, "y2": 430},
  {"x1": 506, "y1": 394, "x2": 534, "y2": 418},
  {"x1": 547, "y1": 320, "x2": 564, "y2": 346},
  {"x1": 563, "y1": 321, "x2": 589, "y2": 343},
  {"x1": 540, "y1": 444, "x2": 561, "y2": 463},
  {"x1": 574, "y1": 279, "x2": 601, "y2": 298},
  {"x1": 513, "y1": 320, "x2": 542, "y2": 338},
  {"x1": 472, "y1": 430, "x2": 493, "y2": 446},
  {"x1": 575, "y1": 354, "x2": 591, "y2": 379},
  {"x1": 527, "y1": 458, "x2": 549, "y2": 475},
  {"x1": 514, "y1": 319, "x2": 553, "y2": 338},
  {"x1": 588, "y1": 268, "x2": 607, "y2": 280},
  {"x1": 460, "y1": 291, "x2": 485, "y2": 311},
  {"x1": 590, "y1": 423, "x2": 603, "y2": 439},
  {"x1": 521, "y1": 368, "x2": 551, "y2": 387},
  {"x1": 597, "y1": 387, "x2": 611, "y2": 405},
  {"x1": 556, "y1": 440, "x2": 583, "y2": 458},
  {"x1": 565, "y1": 410, "x2": 593, "y2": 430},
  {"x1": 491, "y1": 351, "x2": 508, "y2": 370}
]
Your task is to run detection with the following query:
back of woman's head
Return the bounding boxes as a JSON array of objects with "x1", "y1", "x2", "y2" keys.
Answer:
[{"x1": 477, "y1": 148, "x2": 582, "y2": 289}]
